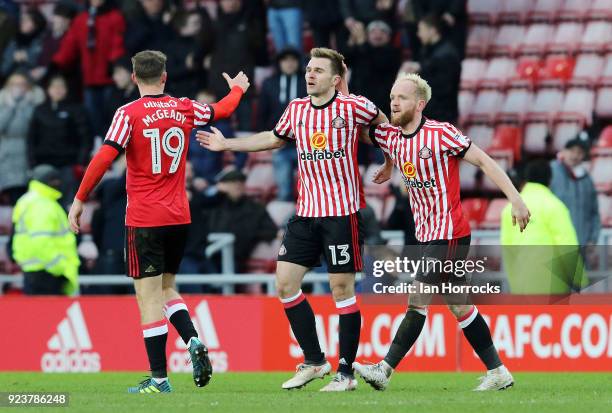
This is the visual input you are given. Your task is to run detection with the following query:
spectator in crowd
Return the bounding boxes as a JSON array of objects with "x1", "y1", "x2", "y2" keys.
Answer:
[
  {"x1": 303, "y1": 0, "x2": 343, "y2": 49},
  {"x1": 550, "y1": 136, "x2": 601, "y2": 247},
  {"x1": 1, "y1": 8, "x2": 47, "y2": 79},
  {"x1": 206, "y1": 0, "x2": 264, "y2": 130},
  {"x1": 267, "y1": 0, "x2": 303, "y2": 53},
  {"x1": 188, "y1": 89, "x2": 242, "y2": 184},
  {"x1": 0, "y1": 71, "x2": 45, "y2": 204},
  {"x1": 340, "y1": 0, "x2": 397, "y2": 54},
  {"x1": 34, "y1": 2, "x2": 77, "y2": 83},
  {"x1": 11, "y1": 165, "x2": 80, "y2": 295},
  {"x1": 386, "y1": 183, "x2": 417, "y2": 245},
  {"x1": 28, "y1": 75, "x2": 91, "y2": 205},
  {"x1": 124, "y1": 0, "x2": 175, "y2": 55},
  {"x1": 409, "y1": 0, "x2": 467, "y2": 58},
  {"x1": 207, "y1": 169, "x2": 277, "y2": 273},
  {"x1": 106, "y1": 56, "x2": 139, "y2": 117},
  {"x1": 0, "y1": 4, "x2": 17, "y2": 62},
  {"x1": 52, "y1": 0, "x2": 126, "y2": 138},
  {"x1": 401, "y1": 14, "x2": 460, "y2": 124},
  {"x1": 501, "y1": 160, "x2": 585, "y2": 294},
  {"x1": 257, "y1": 47, "x2": 305, "y2": 201}
]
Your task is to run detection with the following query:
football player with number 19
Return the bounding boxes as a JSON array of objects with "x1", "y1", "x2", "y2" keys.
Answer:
[{"x1": 67, "y1": 50, "x2": 250, "y2": 393}]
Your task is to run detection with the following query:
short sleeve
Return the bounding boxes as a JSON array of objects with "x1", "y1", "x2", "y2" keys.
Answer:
[
  {"x1": 192, "y1": 100, "x2": 214, "y2": 126},
  {"x1": 351, "y1": 95, "x2": 379, "y2": 126},
  {"x1": 439, "y1": 123, "x2": 471, "y2": 157},
  {"x1": 369, "y1": 124, "x2": 393, "y2": 156},
  {"x1": 104, "y1": 108, "x2": 132, "y2": 150},
  {"x1": 273, "y1": 103, "x2": 295, "y2": 141}
]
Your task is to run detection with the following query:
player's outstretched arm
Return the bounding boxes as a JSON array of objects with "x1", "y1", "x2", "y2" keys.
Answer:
[
  {"x1": 196, "y1": 128, "x2": 285, "y2": 152},
  {"x1": 68, "y1": 145, "x2": 119, "y2": 234},
  {"x1": 463, "y1": 143, "x2": 531, "y2": 232}
]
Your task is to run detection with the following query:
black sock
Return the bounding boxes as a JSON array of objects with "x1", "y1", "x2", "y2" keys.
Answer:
[
  {"x1": 460, "y1": 309, "x2": 502, "y2": 370},
  {"x1": 338, "y1": 310, "x2": 361, "y2": 376},
  {"x1": 283, "y1": 292, "x2": 325, "y2": 365},
  {"x1": 142, "y1": 322, "x2": 168, "y2": 378},
  {"x1": 384, "y1": 309, "x2": 426, "y2": 369},
  {"x1": 164, "y1": 299, "x2": 198, "y2": 345}
]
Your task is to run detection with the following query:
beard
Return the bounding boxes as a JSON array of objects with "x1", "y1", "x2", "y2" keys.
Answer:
[{"x1": 391, "y1": 108, "x2": 416, "y2": 127}]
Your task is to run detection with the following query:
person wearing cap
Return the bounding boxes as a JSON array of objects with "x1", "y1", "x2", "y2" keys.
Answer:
[
  {"x1": 550, "y1": 135, "x2": 601, "y2": 247},
  {"x1": 11, "y1": 164, "x2": 80, "y2": 295}
]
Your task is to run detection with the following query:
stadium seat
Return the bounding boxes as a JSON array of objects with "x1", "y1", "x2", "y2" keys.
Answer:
[
  {"x1": 591, "y1": 157, "x2": 612, "y2": 192},
  {"x1": 466, "y1": 125, "x2": 494, "y2": 149},
  {"x1": 529, "y1": 0, "x2": 563, "y2": 22},
  {"x1": 570, "y1": 54, "x2": 605, "y2": 87},
  {"x1": 510, "y1": 57, "x2": 541, "y2": 88},
  {"x1": 466, "y1": 25, "x2": 496, "y2": 57},
  {"x1": 497, "y1": 89, "x2": 533, "y2": 123},
  {"x1": 595, "y1": 87, "x2": 612, "y2": 118},
  {"x1": 468, "y1": 90, "x2": 504, "y2": 124},
  {"x1": 523, "y1": 122, "x2": 550, "y2": 154},
  {"x1": 538, "y1": 55, "x2": 575, "y2": 87},
  {"x1": 254, "y1": 66, "x2": 274, "y2": 93},
  {"x1": 0, "y1": 206, "x2": 12, "y2": 235},
  {"x1": 587, "y1": 0, "x2": 612, "y2": 19},
  {"x1": 557, "y1": 88, "x2": 595, "y2": 124},
  {"x1": 459, "y1": 161, "x2": 479, "y2": 191},
  {"x1": 480, "y1": 58, "x2": 517, "y2": 89},
  {"x1": 581, "y1": 21, "x2": 612, "y2": 53},
  {"x1": 462, "y1": 198, "x2": 490, "y2": 229},
  {"x1": 247, "y1": 239, "x2": 281, "y2": 274},
  {"x1": 459, "y1": 90, "x2": 475, "y2": 125},
  {"x1": 491, "y1": 25, "x2": 525, "y2": 56},
  {"x1": 480, "y1": 199, "x2": 509, "y2": 229},
  {"x1": 526, "y1": 89, "x2": 565, "y2": 123},
  {"x1": 245, "y1": 163, "x2": 276, "y2": 200},
  {"x1": 549, "y1": 22, "x2": 584, "y2": 54},
  {"x1": 519, "y1": 24, "x2": 554, "y2": 55},
  {"x1": 460, "y1": 59, "x2": 487, "y2": 90},
  {"x1": 468, "y1": 0, "x2": 502, "y2": 24},
  {"x1": 552, "y1": 122, "x2": 582, "y2": 151},
  {"x1": 558, "y1": 0, "x2": 592, "y2": 20},
  {"x1": 600, "y1": 54, "x2": 612, "y2": 86},
  {"x1": 597, "y1": 195, "x2": 612, "y2": 227},
  {"x1": 593, "y1": 125, "x2": 612, "y2": 155},
  {"x1": 490, "y1": 125, "x2": 523, "y2": 162},
  {"x1": 266, "y1": 200, "x2": 295, "y2": 228},
  {"x1": 364, "y1": 164, "x2": 391, "y2": 196},
  {"x1": 482, "y1": 157, "x2": 511, "y2": 191},
  {"x1": 499, "y1": 0, "x2": 533, "y2": 23},
  {"x1": 366, "y1": 196, "x2": 384, "y2": 222}
]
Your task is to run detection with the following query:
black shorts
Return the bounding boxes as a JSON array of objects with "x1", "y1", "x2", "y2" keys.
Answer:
[
  {"x1": 414, "y1": 235, "x2": 472, "y2": 285},
  {"x1": 125, "y1": 225, "x2": 188, "y2": 279},
  {"x1": 278, "y1": 212, "x2": 364, "y2": 273}
]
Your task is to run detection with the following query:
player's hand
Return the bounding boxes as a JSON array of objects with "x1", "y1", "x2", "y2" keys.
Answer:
[
  {"x1": 196, "y1": 127, "x2": 228, "y2": 151},
  {"x1": 372, "y1": 160, "x2": 393, "y2": 184},
  {"x1": 223, "y1": 71, "x2": 250, "y2": 93},
  {"x1": 68, "y1": 199, "x2": 84, "y2": 234},
  {"x1": 511, "y1": 198, "x2": 531, "y2": 232}
]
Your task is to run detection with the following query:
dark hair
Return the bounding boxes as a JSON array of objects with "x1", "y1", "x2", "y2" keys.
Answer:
[
  {"x1": 23, "y1": 7, "x2": 47, "y2": 35},
  {"x1": 523, "y1": 159, "x2": 552, "y2": 187},
  {"x1": 419, "y1": 14, "x2": 443, "y2": 35},
  {"x1": 131, "y1": 50, "x2": 166, "y2": 84},
  {"x1": 310, "y1": 47, "x2": 345, "y2": 77}
]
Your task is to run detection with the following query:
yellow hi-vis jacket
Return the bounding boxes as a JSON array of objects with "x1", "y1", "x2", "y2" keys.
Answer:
[
  {"x1": 12, "y1": 180, "x2": 80, "y2": 295},
  {"x1": 500, "y1": 182, "x2": 586, "y2": 294}
]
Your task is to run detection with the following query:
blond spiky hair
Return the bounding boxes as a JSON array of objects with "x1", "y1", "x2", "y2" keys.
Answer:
[{"x1": 394, "y1": 72, "x2": 432, "y2": 103}]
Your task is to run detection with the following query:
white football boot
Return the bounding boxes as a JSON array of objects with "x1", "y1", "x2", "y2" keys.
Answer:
[
  {"x1": 282, "y1": 361, "x2": 332, "y2": 390},
  {"x1": 319, "y1": 373, "x2": 358, "y2": 392},
  {"x1": 474, "y1": 365, "x2": 514, "y2": 391},
  {"x1": 352, "y1": 361, "x2": 391, "y2": 391}
]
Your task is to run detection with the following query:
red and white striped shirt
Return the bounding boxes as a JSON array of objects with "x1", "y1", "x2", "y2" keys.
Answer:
[
  {"x1": 370, "y1": 117, "x2": 472, "y2": 242},
  {"x1": 105, "y1": 94, "x2": 213, "y2": 227},
  {"x1": 274, "y1": 91, "x2": 379, "y2": 217}
]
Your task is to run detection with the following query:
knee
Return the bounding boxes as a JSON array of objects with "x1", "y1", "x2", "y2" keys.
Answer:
[
  {"x1": 330, "y1": 282, "x2": 354, "y2": 302},
  {"x1": 275, "y1": 278, "x2": 300, "y2": 299},
  {"x1": 449, "y1": 304, "x2": 473, "y2": 318}
]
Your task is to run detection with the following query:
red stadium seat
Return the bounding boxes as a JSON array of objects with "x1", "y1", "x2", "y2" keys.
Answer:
[
  {"x1": 0, "y1": 206, "x2": 12, "y2": 235},
  {"x1": 245, "y1": 163, "x2": 276, "y2": 200},
  {"x1": 491, "y1": 25, "x2": 525, "y2": 56},
  {"x1": 523, "y1": 122, "x2": 550, "y2": 154},
  {"x1": 600, "y1": 54, "x2": 612, "y2": 86},
  {"x1": 247, "y1": 239, "x2": 282, "y2": 274},
  {"x1": 364, "y1": 164, "x2": 391, "y2": 196},
  {"x1": 570, "y1": 54, "x2": 605, "y2": 87},
  {"x1": 529, "y1": 0, "x2": 563, "y2": 22},
  {"x1": 549, "y1": 22, "x2": 583, "y2": 54},
  {"x1": 538, "y1": 55, "x2": 575, "y2": 87},
  {"x1": 593, "y1": 125, "x2": 612, "y2": 155},
  {"x1": 587, "y1": 0, "x2": 612, "y2": 19},
  {"x1": 497, "y1": 89, "x2": 533, "y2": 123},
  {"x1": 459, "y1": 90, "x2": 476, "y2": 125},
  {"x1": 266, "y1": 200, "x2": 295, "y2": 228},
  {"x1": 595, "y1": 87, "x2": 612, "y2": 119},
  {"x1": 466, "y1": 125, "x2": 494, "y2": 149},
  {"x1": 480, "y1": 58, "x2": 517, "y2": 89},
  {"x1": 591, "y1": 157, "x2": 612, "y2": 193},
  {"x1": 468, "y1": 90, "x2": 504, "y2": 124},
  {"x1": 468, "y1": 0, "x2": 502, "y2": 24},
  {"x1": 510, "y1": 57, "x2": 541, "y2": 88},
  {"x1": 558, "y1": 0, "x2": 592, "y2": 20},
  {"x1": 462, "y1": 198, "x2": 490, "y2": 229},
  {"x1": 557, "y1": 88, "x2": 595, "y2": 124},
  {"x1": 552, "y1": 122, "x2": 582, "y2": 151},
  {"x1": 459, "y1": 161, "x2": 479, "y2": 191},
  {"x1": 519, "y1": 24, "x2": 554, "y2": 55},
  {"x1": 466, "y1": 25, "x2": 496, "y2": 57},
  {"x1": 581, "y1": 21, "x2": 612, "y2": 53},
  {"x1": 598, "y1": 195, "x2": 612, "y2": 227},
  {"x1": 499, "y1": 0, "x2": 533, "y2": 23},
  {"x1": 526, "y1": 89, "x2": 565, "y2": 123},
  {"x1": 490, "y1": 125, "x2": 523, "y2": 161},
  {"x1": 480, "y1": 199, "x2": 509, "y2": 229},
  {"x1": 460, "y1": 59, "x2": 487, "y2": 90}
]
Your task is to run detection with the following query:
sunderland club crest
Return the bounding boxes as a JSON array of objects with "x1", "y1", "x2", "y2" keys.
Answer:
[
  {"x1": 419, "y1": 146, "x2": 433, "y2": 159},
  {"x1": 332, "y1": 116, "x2": 346, "y2": 129}
]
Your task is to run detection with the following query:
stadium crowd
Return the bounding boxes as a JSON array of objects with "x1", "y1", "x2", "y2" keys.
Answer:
[{"x1": 0, "y1": 0, "x2": 609, "y2": 294}]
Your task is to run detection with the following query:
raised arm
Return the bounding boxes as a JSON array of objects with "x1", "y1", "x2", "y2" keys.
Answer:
[
  {"x1": 209, "y1": 71, "x2": 250, "y2": 120},
  {"x1": 196, "y1": 128, "x2": 285, "y2": 152}
]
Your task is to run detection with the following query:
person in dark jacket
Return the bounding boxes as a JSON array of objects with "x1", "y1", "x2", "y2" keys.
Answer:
[
  {"x1": 124, "y1": 0, "x2": 175, "y2": 55},
  {"x1": 303, "y1": 0, "x2": 344, "y2": 49},
  {"x1": 1, "y1": 7, "x2": 46, "y2": 79},
  {"x1": 410, "y1": 0, "x2": 467, "y2": 58},
  {"x1": 106, "y1": 56, "x2": 139, "y2": 117},
  {"x1": 52, "y1": 0, "x2": 126, "y2": 137},
  {"x1": 28, "y1": 74, "x2": 91, "y2": 205},
  {"x1": 402, "y1": 14, "x2": 460, "y2": 124},
  {"x1": 257, "y1": 47, "x2": 305, "y2": 201}
]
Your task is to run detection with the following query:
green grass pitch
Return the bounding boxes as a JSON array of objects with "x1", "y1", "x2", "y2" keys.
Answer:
[{"x1": 1, "y1": 372, "x2": 611, "y2": 413}]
